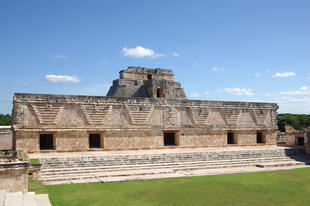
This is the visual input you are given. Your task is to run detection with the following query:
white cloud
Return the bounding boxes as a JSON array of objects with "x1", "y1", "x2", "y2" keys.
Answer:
[
  {"x1": 204, "y1": 91, "x2": 210, "y2": 95},
  {"x1": 277, "y1": 96, "x2": 310, "y2": 113},
  {"x1": 190, "y1": 92, "x2": 199, "y2": 98},
  {"x1": 264, "y1": 93, "x2": 271, "y2": 97},
  {"x1": 172, "y1": 52, "x2": 179, "y2": 57},
  {"x1": 255, "y1": 73, "x2": 261, "y2": 77},
  {"x1": 280, "y1": 86, "x2": 310, "y2": 96},
  {"x1": 45, "y1": 74, "x2": 81, "y2": 83},
  {"x1": 213, "y1": 67, "x2": 226, "y2": 72},
  {"x1": 122, "y1": 46, "x2": 164, "y2": 58},
  {"x1": 217, "y1": 88, "x2": 255, "y2": 96},
  {"x1": 54, "y1": 54, "x2": 67, "y2": 60},
  {"x1": 272, "y1": 72, "x2": 296, "y2": 78}
]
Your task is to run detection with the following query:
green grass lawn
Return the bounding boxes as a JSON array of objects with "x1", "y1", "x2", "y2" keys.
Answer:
[
  {"x1": 29, "y1": 168, "x2": 310, "y2": 206},
  {"x1": 29, "y1": 158, "x2": 40, "y2": 165}
]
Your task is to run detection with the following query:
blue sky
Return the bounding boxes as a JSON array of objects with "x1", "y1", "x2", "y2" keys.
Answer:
[{"x1": 1, "y1": 0, "x2": 310, "y2": 114}]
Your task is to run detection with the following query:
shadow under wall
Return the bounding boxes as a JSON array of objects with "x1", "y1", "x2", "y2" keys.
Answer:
[{"x1": 284, "y1": 146, "x2": 310, "y2": 166}]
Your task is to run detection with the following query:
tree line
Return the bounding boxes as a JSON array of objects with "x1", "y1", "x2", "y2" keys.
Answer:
[
  {"x1": 277, "y1": 113, "x2": 310, "y2": 132},
  {"x1": 0, "y1": 114, "x2": 11, "y2": 125},
  {"x1": 1, "y1": 113, "x2": 310, "y2": 131}
]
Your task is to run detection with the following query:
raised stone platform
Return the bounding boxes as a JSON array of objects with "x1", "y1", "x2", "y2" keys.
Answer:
[
  {"x1": 29, "y1": 146, "x2": 310, "y2": 185},
  {"x1": 0, "y1": 151, "x2": 28, "y2": 193},
  {"x1": 0, "y1": 190, "x2": 52, "y2": 206}
]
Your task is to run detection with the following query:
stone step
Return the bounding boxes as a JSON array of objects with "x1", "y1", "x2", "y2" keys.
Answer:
[
  {"x1": 40, "y1": 153, "x2": 308, "y2": 162},
  {"x1": 39, "y1": 158, "x2": 310, "y2": 184},
  {"x1": 43, "y1": 165, "x2": 310, "y2": 185},
  {"x1": 23, "y1": 192, "x2": 38, "y2": 206},
  {"x1": 256, "y1": 161, "x2": 310, "y2": 168},
  {"x1": 35, "y1": 194, "x2": 52, "y2": 206},
  {"x1": 40, "y1": 157, "x2": 310, "y2": 176},
  {"x1": 36, "y1": 147, "x2": 310, "y2": 185},
  {"x1": 4, "y1": 192, "x2": 22, "y2": 206},
  {"x1": 39, "y1": 168, "x2": 175, "y2": 183},
  {"x1": 40, "y1": 155, "x2": 310, "y2": 169},
  {"x1": 39, "y1": 149, "x2": 307, "y2": 163},
  {"x1": 0, "y1": 190, "x2": 52, "y2": 206},
  {"x1": 0, "y1": 190, "x2": 5, "y2": 206}
]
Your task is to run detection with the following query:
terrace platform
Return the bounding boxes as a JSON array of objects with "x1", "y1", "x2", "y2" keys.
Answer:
[{"x1": 29, "y1": 146, "x2": 310, "y2": 185}]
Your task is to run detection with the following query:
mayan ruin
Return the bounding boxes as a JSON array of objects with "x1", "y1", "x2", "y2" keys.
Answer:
[
  {"x1": 12, "y1": 67, "x2": 279, "y2": 152},
  {"x1": 1, "y1": 1, "x2": 310, "y2": 205}
]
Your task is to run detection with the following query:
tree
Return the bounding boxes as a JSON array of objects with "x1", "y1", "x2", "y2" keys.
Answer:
[
  {"x1": 277, "y1": 113, "x2": 310, "y2": 132},
  {"x1": 0, "y1": 114, "x2": 11, "y2": 125}
]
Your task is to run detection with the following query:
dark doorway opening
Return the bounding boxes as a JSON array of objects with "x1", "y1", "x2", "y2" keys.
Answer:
[
  {"x1": 257, "y1": 132, "x2": 264, "y2": 144},
  {"x1": 89, "y1": 134, "x2": 101, "y2": 148},
  {"x1": 296, "y1": 137, "x2": 304, "y2": 146},
  {"x1": 164, "y1": 132, "x2": 176, "y2": 146},
  {"x1": 156, "y1": 88, "x2": 162, "y2": 98},
  {"x1": 40, "y1": 134, "x2": 54, "y2": 150},
  {"x1": 147, "y1": 74, "x2": 152, "y2": 80},
  {"x1": 227, "y1": 132, "x2": 235, "y2": 144}
]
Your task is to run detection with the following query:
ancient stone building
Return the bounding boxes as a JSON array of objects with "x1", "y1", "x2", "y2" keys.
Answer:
[
  {"x1": 12, "y1": 67, "x2": 278, "y2": 152},
  {"x1": 284, "y1": 126, "x2": 310, "y2": 147}
]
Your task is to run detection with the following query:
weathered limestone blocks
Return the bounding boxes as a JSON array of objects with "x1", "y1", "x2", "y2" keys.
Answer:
[
  {"x1": 107, "y1": 66, "x2": 186, "y2": 99},
  {"x1": 13, "y1": 94, "x2": 278, "y2": 130},
  {"x1": 12, "y1": 92, "x2": 278, "y2": 152},
  {"x1": 0, "y1": 166, "x2": 28, "y2": 193},
  {"x1": 0, "y1": 126, "x2": 12, "y2": 150},
  {"x1": 0, "y1": 151, "x2": 28, "y2": 193}
]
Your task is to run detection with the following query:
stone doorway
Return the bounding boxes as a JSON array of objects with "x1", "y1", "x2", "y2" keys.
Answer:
[
  {"x1": 257, "y1": 132, "x2": 265, "y2": 144},
  {"x1": 164, "y1": 132, "x2": 176, "y2": 146},
  {"x1": 296, "y1": 137, "x2": 304, "y2": 146},
  {"x1": 227, "y1": 132, "x2": 235, "y2": 144},
  {"x1": 40, "y1": 134, "x2": 54, "y2": 150},
  {"x1": 89, "y1": 134, "x2": 101, "y2": 148},
  {"x1": 156, "y1": 88, "x2": 163, "y2": 98}
]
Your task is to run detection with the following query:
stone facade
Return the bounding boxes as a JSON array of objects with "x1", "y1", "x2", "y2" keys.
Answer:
[
  {"x1": 12, "y1": 67, "x2": 278, "y2": 152},
  {"x1": 284, "y1": 125, "x2": 310, "y2": 150},
  {"x1": 0, "y1": 151, "x2": 28, "y2": 193},
  {"x1": 0, "y1": 126, "x2": 12, "y2": 150}
]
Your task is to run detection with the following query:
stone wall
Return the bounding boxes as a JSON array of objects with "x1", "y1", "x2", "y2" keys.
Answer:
[
  {"x1": 0, "y1": 126, "x2": 12, "y2": 150},
  {"x1": 0, "y1": 151, "x2": 28, "y2": 193},
  {"x1": 13, "y1": 93, "x2": 278, "y2": 152},
  {"x1": 284, "y1": 125, "x2": 309, "y2": 147},
  {"x1": 0, "y1": 166, "x2": 28, "y2": 193}
]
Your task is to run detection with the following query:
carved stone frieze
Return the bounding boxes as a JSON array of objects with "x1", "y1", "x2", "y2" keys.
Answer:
[
  {"x1": 125, "y1": 105, "x2": 154, "y2": 125},
  {"x1": 81, "y1": 104, "x2": 112, "y2": 124},
  {"x1": 31, "y1": 103, "x2": 63, "y2": 125}
]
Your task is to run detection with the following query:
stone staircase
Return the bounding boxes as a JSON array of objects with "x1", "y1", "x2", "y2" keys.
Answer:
[
  {"x1": 0, "y1": 190, "x2": 52, "y2": 206},
  {"x1": 37, "y1": 147, "x2": 310, "y2": 185}
]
